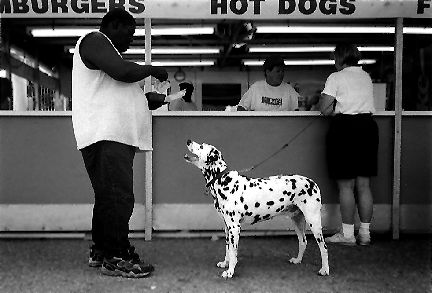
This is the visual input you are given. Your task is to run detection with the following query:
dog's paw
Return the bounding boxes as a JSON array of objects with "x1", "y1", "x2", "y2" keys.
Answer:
[
  {"x1": 289, "y1": 257, "x2": 302, "y2": 264},
  {"x1": 318, "y1": 266, "x2": 330, "y2": 276},
  {"x1": 221, "y1": 269, "x2": 234, "y2": 279},
  {"x1": 217, "y1": 261, "x2": 228, "y2": 268}
]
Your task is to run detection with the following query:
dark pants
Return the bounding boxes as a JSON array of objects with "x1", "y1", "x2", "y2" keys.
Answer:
[{"x1": 80, "y1": 141, "x2": 136, "y2": 258}]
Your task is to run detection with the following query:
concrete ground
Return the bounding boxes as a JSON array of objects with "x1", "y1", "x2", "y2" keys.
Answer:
[{"x1": 0, "y1": 233, "x2": 430, "y2": 293}]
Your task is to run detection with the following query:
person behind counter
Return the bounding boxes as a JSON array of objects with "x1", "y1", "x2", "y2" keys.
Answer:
[
  {"x1": 237, "y1": 55, "x2": 300, "y2": 111},
  {"x1": 0, "y1": 77, "x2": 13, "y2": 110},
  {"x1": 168, "y1": 82, "x2": 198, "y2": 111},
  {"x1": 318, "y1": 44, "x2": 378, "y2": 247},
  {"x1": 71, "y1": 8, "x2": 168, "y2": 278}
]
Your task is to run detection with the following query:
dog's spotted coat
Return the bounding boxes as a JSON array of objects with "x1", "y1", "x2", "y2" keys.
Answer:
[{"x1": 185, "y1": 140, "x2": 329, "y2": 278}]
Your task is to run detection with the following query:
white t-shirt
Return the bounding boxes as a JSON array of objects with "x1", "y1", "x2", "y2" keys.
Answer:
[
  {"x1": 238, "y1": 80, "x2": 299, "y2": 111},
  {"x1": 169, "y1": 98, "x2": 198, "y2": 111},
  {"x1": 322, "y1": 66, "x2": 375, "y2": 114},
  {"x1": 72, "y1": 32, "x2": 152, "y2": 151}
]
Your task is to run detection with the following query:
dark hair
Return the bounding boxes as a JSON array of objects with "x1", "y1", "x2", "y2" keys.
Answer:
[
  {"x1": 101, "y1": 8, "x2": 136, "y2": 28},
  {"x1": 179, "y1": 82, "x2": 194, "y2": 102},
  {"x1": 333, "y1": 44, "x2": 361, "y2": 66},
  {"x1": 263, "y1": 55, "x2": 285, "y2": 72}
]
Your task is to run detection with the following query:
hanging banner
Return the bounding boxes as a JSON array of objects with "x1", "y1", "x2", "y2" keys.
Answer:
[{"x1": 0, "y1": 0, "x2": 431, "y2": 19}]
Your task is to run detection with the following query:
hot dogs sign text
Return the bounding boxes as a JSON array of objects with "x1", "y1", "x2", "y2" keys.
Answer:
[
  {"x1": 211, "y1": 0, "x2": 355, "y2": 16},
  {"x1": 209, "y1": 0, "x2": 430, "y2": 17}
]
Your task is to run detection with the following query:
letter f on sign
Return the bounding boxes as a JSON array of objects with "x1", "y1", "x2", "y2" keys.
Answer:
[{"x1": 417, "y1": 0, "x2": 431, "y2": 14}]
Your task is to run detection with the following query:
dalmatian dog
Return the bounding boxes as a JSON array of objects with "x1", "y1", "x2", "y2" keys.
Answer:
[{"x1": 184, "y1": 140, "x2": 329, "y2": 278}]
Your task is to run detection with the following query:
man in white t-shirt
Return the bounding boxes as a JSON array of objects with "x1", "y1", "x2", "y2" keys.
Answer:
[{"x1": 237, "y1": 55, "x2": 300, "y2": 111}]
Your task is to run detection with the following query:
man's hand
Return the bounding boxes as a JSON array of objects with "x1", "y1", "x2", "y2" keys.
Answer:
[
  {"x1": 153, "y1": 68, "x2": 168, "y2": 82},
  {"x1": 145, "y1": 92, "x2": 166, "y2": 103},
  {"x1": 165, "y1": 90, "x2": 186, "y2": 102},
  {"x1": 145, "y1": 92, "x2": 167, "y2": 110}
]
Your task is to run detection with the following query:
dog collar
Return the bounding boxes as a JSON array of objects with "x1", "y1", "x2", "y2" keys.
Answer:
[{"x1": 205, "y1": 169, "x2": 230, "y2": 189}]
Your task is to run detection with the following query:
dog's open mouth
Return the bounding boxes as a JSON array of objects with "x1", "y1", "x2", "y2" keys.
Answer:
[{"x1": 184, "y1": 152, "x2": 198, "y2": 162}]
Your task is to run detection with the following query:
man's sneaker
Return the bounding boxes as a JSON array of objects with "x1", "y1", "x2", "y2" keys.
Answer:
[
  {"x1": 124, "y1": 246, "x2": 155, "y2": 273},
  {"x1": 101, "y1": 257, "x2": 152, "y2": 278},
  {"x1": 356, "y1": 233, "x2": 371, "y2": 246},
  {"x1": 325, "y1": 232, "x2": 356, "y2": 246},
  {"x1": 89, "y1": 245, "x2": 104, "y2": 267}
]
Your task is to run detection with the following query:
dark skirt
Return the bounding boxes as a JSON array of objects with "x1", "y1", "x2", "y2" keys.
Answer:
[{"x1": 326, "y1": 114, "x2": 379, "y2": 180}]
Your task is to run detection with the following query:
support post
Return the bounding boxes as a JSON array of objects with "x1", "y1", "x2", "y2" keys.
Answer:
[
  {"x1": 392, "y1": 18, "x2": 403, "y2": 240},
  {"x1": 144, "y1": 18, "x2": 153, "y2": 241},
  {"x1": 145, "y1": 151, "x2": 153, "y2": 241}
]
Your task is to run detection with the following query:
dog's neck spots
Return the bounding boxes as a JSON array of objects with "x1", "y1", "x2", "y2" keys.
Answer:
[{"x1": 203, "y1": 163, "x2": 228, "y2": 185}]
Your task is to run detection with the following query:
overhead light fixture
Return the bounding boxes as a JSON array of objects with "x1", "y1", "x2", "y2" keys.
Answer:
[
  {"x1": 249, "y1": 46, "x2": 335, "y2": 53},
  {"x1": 68, "y1": 47, "x2": 220, "y2": 55},
  {"x1": 29, "y1": 25, "x2": 432, "y2": 38},
  {"x1": 10, "y1": 46, "x2": 55, "y2": 76},
  {"x1": 31, "y1": 28, "x2": 94, "y2": 37},
  {"x1": 243, "y1": 59, "x2": 376, "y2": 66},
  {"x1": 403, "y1": 27, "x2": 432, "y2": 34},
  {"x1": 136, "y1": 60, "x2": 215, "y2": 67},
  {"x1": 150, "y1": 26, "x2": 214, "y2": 35},
  {"x1": 248, "y1": 45, "x2": 394, "y2": 53},
  {"x1": 39, "y1": 65, "x2": 55, "y2": 77},
  {"x1": 30, "y1": 26, "x2": 214, "y2": 37},
  {"x1": 255, "y1": 25, "x2": 432, "y2": 34},
  {"x1": 256, "y1": 26, "x2": 393, "y2": 34},
  {"x1": 10, "y1": 47, "x2": 36, "y2": 67},
  {"x1": 358, "y1": 46, "x2": 394, "y2": 52},
  {"x1": 127, "y1": 47, "x2": 220, "y2": 54},
  {"x1": 0, "y1": 70, "x2": 7, "y2": 78}
]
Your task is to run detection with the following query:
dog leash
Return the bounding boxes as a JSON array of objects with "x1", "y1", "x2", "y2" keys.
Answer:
[
  {"x1": 203, "y1": 115, "x2": 318, "y2": 195},
  {"x1": 237, "y1": 102, "x2": 334, "y2": 174}
]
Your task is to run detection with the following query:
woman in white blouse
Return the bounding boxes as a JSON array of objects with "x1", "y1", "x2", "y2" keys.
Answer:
[{"x1": 319, "y1": 44, "x2": 379, "y2": 246}]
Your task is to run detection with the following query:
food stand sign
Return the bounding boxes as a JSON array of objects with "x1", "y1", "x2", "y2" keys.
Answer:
[{"x1": 0, "y1": 0, "x2": 431, "y2": 19}]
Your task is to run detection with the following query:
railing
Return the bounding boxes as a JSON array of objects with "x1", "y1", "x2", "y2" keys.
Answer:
[{"x1": 26, "y1": 81, "x2": 71, "y2": 111}]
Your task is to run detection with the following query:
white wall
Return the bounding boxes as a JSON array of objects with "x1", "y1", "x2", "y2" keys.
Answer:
[{"x1": 12, "y1": 74, "x2": 27, "y2": 111}]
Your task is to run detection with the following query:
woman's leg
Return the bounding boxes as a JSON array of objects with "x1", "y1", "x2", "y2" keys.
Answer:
[
  {"x1": 355, "y1": 176, "x2": 373, "y2": 223},
  {"x1": 325, "y1": 179, "x2": 357, "y2": 245},
  {"x1": 337, "y1": 179, "x2": 356, "y2": 225}
]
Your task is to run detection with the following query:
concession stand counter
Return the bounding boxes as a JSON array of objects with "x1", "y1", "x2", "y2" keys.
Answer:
[{"x1": 0, "y1": 0, "x2": 431, "y2": 239}]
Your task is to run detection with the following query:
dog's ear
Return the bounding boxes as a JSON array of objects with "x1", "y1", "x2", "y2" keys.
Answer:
[{"x1": 206, "y1": 149, "x2": 220, "y2": 164}]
